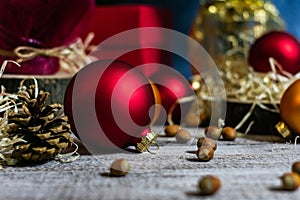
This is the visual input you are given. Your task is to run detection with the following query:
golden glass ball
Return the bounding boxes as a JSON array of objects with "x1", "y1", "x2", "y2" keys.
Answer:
[
  {"x1": 280, "y1": 79, "x2": 300, "y2": 135},
  {"x1": 190, "y1": 0, "x2": 284, "y2": 74}
]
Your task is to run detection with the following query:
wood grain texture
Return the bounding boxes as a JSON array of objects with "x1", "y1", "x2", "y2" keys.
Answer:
[
  {"x1": 0, "y1": 129, "x2": 299, "y2": 200},
  {"x1": 1, "y1": 74, "x2": 72, "y2": 104}
]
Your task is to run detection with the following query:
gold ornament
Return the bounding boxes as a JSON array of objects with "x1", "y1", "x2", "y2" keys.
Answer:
[
  {"x1": 190, "y1": 0, "x2": 284, "y2": 72},
  {"x1": 136, "y1": 132, "x2": 159, "y2": 154},
  {"x1": 279, "y1": 79, "x2": 300, "y2": 137}
]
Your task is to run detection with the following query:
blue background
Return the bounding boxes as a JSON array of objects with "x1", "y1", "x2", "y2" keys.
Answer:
[{"x1": 271, "y1": 0, "x2": 300, "y2": 40}]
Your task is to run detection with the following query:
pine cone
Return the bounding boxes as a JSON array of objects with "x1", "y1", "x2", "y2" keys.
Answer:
[{"x1": 4, "y1": 85, "x2": 73, "y2": 163}]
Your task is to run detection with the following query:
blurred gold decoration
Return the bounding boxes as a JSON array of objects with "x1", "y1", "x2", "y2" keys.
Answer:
[
  {"x1": 189, "y1": 0, "x2": 288, "y2": 131},
  {"x1": 190, "y1": 0, "x2": 285, "y2": 73},
  {"x1": 275, "y1": 121, "x2": 292, "y2": 139},
  {"x1": 190, "y1": 57, "x2": 300, "y2": 133}
]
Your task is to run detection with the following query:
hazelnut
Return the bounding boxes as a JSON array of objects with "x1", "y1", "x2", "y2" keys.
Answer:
[
  {"x1": 175, "y1": 129, "x2": 192, "y2": 143},
  {"x1": 110, "y1": 158, "x2": 130, "y2": 177},
  {"x1": 221, "y1": 127, "x2": 237, "y2": 141},
  {"x1": 164, "y1": 124, "x2": 180, "y2": 137},
  {"x1": 198, "y1": 175, "x2": 221, "y2": 195},
  {"x1": 292, "y1": 161, "x2": 300, "y2": 175},
  {"x1": 205, "y1": 126, "x2": 221, "y2": 140},
  {"x1": 197, "y1": 137, "x2": 217, "y2": 150},
  {"x1": 281, "y1": 172, "x2": 300, "y2": 191},
  {"x1": 196, "y1": 146, "x2": 214, "y2": 161}
]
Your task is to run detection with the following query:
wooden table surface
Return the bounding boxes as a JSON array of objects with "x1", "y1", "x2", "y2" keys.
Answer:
[{"x1": 1, "y1": 128, "x2": 299, "y2": 200}]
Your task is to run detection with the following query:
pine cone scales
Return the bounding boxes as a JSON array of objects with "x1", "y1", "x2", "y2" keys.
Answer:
[{"x1": 5, "y1": 85, "x2": 73, "y2": 162}]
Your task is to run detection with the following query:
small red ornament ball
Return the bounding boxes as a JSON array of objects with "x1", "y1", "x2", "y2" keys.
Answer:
[
  {"x1": 150, "y1": 71, "x2": 193, "y2": 124},
  {"x1": 64, "y1": 60, "x2": 157, "y2": 152},
  {"x1": 248, "y1": 31, "x2": 300, "y2": 74}
]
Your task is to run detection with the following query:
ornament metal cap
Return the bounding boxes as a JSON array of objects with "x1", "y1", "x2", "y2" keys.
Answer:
[
  {"x1": 136, "y1": 131, "x2": 159, "y2": 154},
  {"x1": 276, "y1": 121, "x2": 292, "y2": 139}
]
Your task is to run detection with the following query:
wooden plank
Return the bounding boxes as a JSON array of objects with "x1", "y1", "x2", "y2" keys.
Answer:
[
  {"x1": 1, "y1": 73, "x2": 73, "y2": 104},
  {"x1": 0, "y1": 128, "x2": 298, "y2": 199}
]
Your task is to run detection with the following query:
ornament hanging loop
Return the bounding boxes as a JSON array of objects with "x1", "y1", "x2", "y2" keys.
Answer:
[
  {"x1": 146, "y1": 142, "x2": 160, "y2": 155},
  {"x1": 136, "y1": 131, "x2": 160, "y2": 154}
]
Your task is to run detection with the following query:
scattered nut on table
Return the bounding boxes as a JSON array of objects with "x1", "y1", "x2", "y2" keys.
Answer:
[
  {"x1": 205, "y1": 126, "x2": 221, "y2": 140},
  {"x1": 197, "y1": 137, "x2": 217, "y2": 150},
  {"x1": 281, "y1": 172, "x2": 300, "y2": 191},
  {"x1": 164, "y1": 124, "x2": 180, "y2": 137},
  {"x1": 196, "y1": 146, "x2": 214, "y2": 161},
  {"x1": 175, "y1": 129, "x2": 192, "y2": 143},
  {"x1": 110, "y1": 158, "x2": 130, "y2": 177},
  {"x1": 198, "y1": 175, "x2": 221, "y2": 195},
  {"x1": 292, "y1": 161, "x2": 300, "y2": 175},
  {"x1": 221, "y1": 126, "x2": 237, "y2": 141}
]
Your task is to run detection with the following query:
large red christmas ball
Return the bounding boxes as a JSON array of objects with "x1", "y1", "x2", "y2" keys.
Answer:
[
  {"x1": 64, "y1": 60, "x2": 157, "y2": 153},
  {"x1": 248, "y1": 31, "x2": 300, "y2": 74},
  {"x1": 149, "y1": 70, "x2": 194, "y2": 124}
]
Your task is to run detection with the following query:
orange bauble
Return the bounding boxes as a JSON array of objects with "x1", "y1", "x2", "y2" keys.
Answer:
[
  {"x1": 280, "y1": 79, "x2": 300, "y2": 135},
  {"x1": 149, "y1": 81, "x2": 161, "y2": 125}
]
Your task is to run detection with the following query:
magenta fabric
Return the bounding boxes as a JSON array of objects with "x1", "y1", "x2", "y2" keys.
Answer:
[{"x1": 0, "y1": 0, "x2": 95, "y2": 75}]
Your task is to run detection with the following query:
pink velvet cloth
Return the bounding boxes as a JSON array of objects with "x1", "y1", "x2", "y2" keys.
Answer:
[{"x1": 0, "y1": 0, "x2": 95, "y2": 75}]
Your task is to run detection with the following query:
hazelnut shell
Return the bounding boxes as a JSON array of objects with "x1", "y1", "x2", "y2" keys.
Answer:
[
  {"x1": 221, "y1": 127, "x2": 237, "y2": 141},
  {"x1": 110, "y1": 158, "x2": 130, "y2": 177},
  {"x1": 164, "y1": 124, "x2": 180, "y2": 137},
  {"x1": 292, "y1": 161, "x2": 300, "y2": 175},
  {"x1": 198, "y1": 175, "x2": 221, "y2": 195},
  {"x1": 197, "y1": 137, "x2": 217, "y2": 150},
  {"x1": 196, "y1": 146, "x2": 214, "y2": 161},
  {"x1": 175, "y1": 129, "x2": 192, "y2": 143},
  {"x1": 205, "y1": 126, "x2": 221, "y2": 140},
  {"x1": 281, "y1": 172, "x2": 300, "y2": 191}
]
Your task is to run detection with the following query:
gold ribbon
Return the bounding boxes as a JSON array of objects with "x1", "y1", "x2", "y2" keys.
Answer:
[
  {"x1": 0, "y1": 33, "x2": 95, "y2": 74},
  {"x1": 14, "y1": 45, "x2": 71, "y2": 62}
]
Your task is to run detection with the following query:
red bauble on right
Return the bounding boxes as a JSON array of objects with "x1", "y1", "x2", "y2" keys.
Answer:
[
  {"x1": 248, "y1": 31, "x2": 300, "y2": 74},
  {"x1": 150, "y1": 70, "x2": 194, "y2": 124}
]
